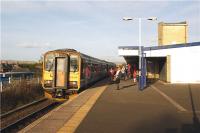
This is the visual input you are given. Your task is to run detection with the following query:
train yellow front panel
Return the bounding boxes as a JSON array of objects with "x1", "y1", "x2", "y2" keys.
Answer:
[
  {"x1": 69, "y1": 72, "x2": 80, "y2": 88},
  {"x1": 69, "y1": 72, "x2": 78, "y2": 80},
  {"x1": 43, "y1": 71, "x2": 53, "y2": 80}
]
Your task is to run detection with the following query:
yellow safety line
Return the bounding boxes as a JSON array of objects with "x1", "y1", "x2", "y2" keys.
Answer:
[
  {"x1": 151, "y1": 85, "x2": 187, "y2": 112},
  {"x1": 57, "y1": 85, "x2": 107, "y2": 133}
]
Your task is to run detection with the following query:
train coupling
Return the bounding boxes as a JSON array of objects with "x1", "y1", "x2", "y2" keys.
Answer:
[
  {"x1": 55, "y1": 89, "x2": 69, "y2": 99},
  {"x1": 56, "y1": 89, "x2": 63, "y2": 97}
]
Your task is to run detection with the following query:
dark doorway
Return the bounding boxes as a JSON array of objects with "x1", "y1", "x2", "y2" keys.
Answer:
[{"x1": 146, "y1": 57, "x2": 167, "y2": 83}]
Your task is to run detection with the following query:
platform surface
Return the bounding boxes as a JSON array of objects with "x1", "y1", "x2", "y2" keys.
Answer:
[
  {"x1": 20, "y1": 79, "x2": 200, "y2": 133},
  {"x1": 75, "y1": 80, "x2": 200, "y2": 133},
  {"x1": 19, "y1": 79, "x2": 108, "y2": 133}
]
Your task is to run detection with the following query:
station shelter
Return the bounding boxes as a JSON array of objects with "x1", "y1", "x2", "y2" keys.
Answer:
[{"x1": 118, "y1": 42, "x2": 200, "y2": 83}]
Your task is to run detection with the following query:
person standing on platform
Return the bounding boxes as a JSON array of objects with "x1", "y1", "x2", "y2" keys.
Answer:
[
  {"x1": 125, "y1": 65, "x2": 128, "y2": 79},
  {"x1": 127, "y1": 64, "x2": 131, "y2": 79},
  {"x1": 114, "y1": 67, "x2": 121, "y2": 90},
  {"x1": 121, "y1": 66, "x2": 126, "y2": 80},
  {"x1": 109, "y1": 67, "x2": 115, "y2": 82},
  {"x1": 133, "y1": 64, "x2": 137, "y2": 83}
]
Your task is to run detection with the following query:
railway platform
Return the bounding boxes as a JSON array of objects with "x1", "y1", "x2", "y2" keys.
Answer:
[{"x1": 19, "y1": 79, "x2": 200, "y2": 133}]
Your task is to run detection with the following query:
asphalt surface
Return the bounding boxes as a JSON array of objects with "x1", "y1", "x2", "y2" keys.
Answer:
[{"x1": 75, "y1": 80, "x2": 200, "y2": 133}]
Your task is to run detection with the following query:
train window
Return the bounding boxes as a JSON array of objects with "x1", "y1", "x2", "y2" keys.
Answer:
[
  {"x1": 81, "y1": 60, "x2": 85, "y2": 79},
  {"x1": 90, "y1": 64, "x2": 94, "y2": 72},
  {"x1": 70, "y1": 55, "x2": 79, "y2": 72},
  {"x1": 45, "y1": 53, "x2": 54, "y2": 71}
]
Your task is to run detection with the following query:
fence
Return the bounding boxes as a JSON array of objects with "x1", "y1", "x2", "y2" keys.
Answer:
[
  {"x1": 1, "y1": 77, "x2": 44, "y2": 114},
  {"x1": 0, "y1": 77, "x2": 41, "y2": 92}
]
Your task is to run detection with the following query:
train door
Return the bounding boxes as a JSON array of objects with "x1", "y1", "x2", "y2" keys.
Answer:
[{"x1": 54, "y1": 56, "x2": 69, "y2": 89}]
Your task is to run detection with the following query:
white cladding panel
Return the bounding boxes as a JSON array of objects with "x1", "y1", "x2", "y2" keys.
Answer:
[
  {"x1": 118, "y1": 49, "x2": 138, "y2": 56},
  {"x1": 170, "y1": 46, "x2": 200, "y2": 83},
  {"x1": 145, "y1": 46, "x2": 199, "y2": 57}
]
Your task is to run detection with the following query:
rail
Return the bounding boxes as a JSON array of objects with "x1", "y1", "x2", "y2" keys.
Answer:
[
  {"x1": 0, "y1": 98, "x2": 57, "y2": 132},
  {"x1": 0, "y1": 98, "x2": 46, "y2": 118}
]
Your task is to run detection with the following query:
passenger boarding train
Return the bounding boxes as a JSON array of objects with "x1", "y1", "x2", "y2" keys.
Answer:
[{"x1": 42, "y1": 49, "x2": 115, "y2": 99}]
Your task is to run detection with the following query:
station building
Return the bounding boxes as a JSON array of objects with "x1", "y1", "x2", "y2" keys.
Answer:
[{"x1": 118, "y1": 22, "x2": 200, "y2": 83}]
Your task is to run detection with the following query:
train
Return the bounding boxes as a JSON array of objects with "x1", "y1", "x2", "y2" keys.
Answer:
[{"x1": 42, "y1": 49, "x2": 115, "y2": 99}]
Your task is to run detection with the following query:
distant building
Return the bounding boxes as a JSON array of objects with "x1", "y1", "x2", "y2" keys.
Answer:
[
  {"x1": 0, "y1": 63, "x2": 13, "y2": 72},
  {"x1": 1, "y1": 60, "x2": 37, "y2": 64},
  {"x1": 0, "y1": 60, "x2": 36, "y2": 72},
  {"x1": 158, "y1": 21, "x2": 188, "y2": 46}
]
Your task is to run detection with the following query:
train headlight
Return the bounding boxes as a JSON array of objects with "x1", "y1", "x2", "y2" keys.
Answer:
[
  {"x1": 44, "y1": 80, "x2": 53, "y2": 87},
  {"x1": 69, "y1": 81, "x2": 78, "y2": 88}
]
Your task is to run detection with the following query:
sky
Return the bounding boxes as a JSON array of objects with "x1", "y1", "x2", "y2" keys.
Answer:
[{"x1": 1, "y1": 0, "x2": 200, "y2": 63}]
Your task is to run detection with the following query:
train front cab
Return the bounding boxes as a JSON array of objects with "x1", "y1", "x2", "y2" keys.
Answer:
[{"x1": 43, "y1": 52, "x2": 80, "y2": 99}]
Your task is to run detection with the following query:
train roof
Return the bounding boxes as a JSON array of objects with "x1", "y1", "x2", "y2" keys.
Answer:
[
  {"x1": 53, "y1": 48, "x2": 77, "y2": 52},
  {"x1": 80, "y1": 53, "x2": 115, "y2": 65},
  {"x1": 47, "y1": 48, "x2": 115, "y2": 65}
]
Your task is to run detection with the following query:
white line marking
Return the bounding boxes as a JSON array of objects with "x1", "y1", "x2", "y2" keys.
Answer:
[{"x1": 151, "y1": 85, "x2": 187, "y2": 112}]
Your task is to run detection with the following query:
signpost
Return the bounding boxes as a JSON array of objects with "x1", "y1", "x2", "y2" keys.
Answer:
[{"x1": 139, "y1": 46, "x2": 147, "y2": 90}]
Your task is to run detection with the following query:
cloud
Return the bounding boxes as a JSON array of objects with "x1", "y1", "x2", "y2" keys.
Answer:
[
  {"x1": 1, "y1": 1, "x2": 44, "y2": 13},
  {"x1": 1, "y1": 1, "x2": 170, "y2": 16},
  {"x1": 16, "y1": 42, "x2": 52, "y2": 48},
  {"x1": 1, "y1": 1, "x2": 93, "y2": 14}
]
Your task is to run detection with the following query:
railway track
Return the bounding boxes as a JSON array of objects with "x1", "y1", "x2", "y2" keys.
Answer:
[{"x1": 0, "y1": 98, "x2": 60, "y2": 133}]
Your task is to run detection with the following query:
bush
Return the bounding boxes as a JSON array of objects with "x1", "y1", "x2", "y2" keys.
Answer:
[{"x1": 0, "y1": 79, "x2": 44, "y2": 114}]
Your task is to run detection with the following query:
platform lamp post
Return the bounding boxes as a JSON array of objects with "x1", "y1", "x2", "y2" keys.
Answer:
[{"x1": 123, "y1": 17, "x2": 157, "y2": 89}]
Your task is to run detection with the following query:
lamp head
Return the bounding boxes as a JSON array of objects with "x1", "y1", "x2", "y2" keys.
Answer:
[
  {"x1": 147, "y1": 17, "x2": 157, "y2": 21},
  {"x1": 123, "y1": 17, "x2": 133, "y2": 21}
]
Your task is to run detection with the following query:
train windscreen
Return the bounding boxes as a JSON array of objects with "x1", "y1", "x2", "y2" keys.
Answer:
[
  {"x1": 45, "y1": 53, "x2": 54, "y2": 71},
  {"x1": 70, "y1": 55, "x2": 78, "y2": 72}
]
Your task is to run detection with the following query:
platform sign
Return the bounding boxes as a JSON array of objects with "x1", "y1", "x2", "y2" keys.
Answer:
[{"x1": 139, "y1": 46, "x2": 147, "y2": 90}]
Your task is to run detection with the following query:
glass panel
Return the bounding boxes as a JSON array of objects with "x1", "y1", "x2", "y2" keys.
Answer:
[
  {"x1": 70, "y1": 55, "x2": 79, "y2": 72},
  {"x1": 45, "y1": 53, "x2": 54, "y2": 71},
  {"x1": 56, "y1": 58, "x2": 65, "y2": 87},
  {"x1": 57, "y1": 59, "x2": 65, "y2": 71}
]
